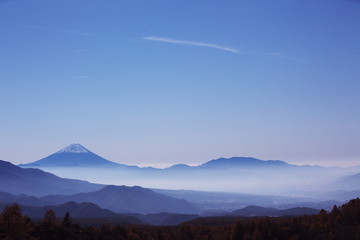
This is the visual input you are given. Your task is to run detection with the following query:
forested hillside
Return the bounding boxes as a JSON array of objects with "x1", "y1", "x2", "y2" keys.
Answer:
[{"x1": 1, "y1": 198, "x2": 359, "y2": 240}]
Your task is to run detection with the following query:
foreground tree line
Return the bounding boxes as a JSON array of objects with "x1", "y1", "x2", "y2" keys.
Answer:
[{"x1": 0, "y1": 198, "x2": 359, "y2": 240}]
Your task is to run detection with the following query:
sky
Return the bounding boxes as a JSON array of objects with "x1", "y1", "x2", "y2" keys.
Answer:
[{"x1": 0, "y1": 0, "x2": 359, "y2": 167}]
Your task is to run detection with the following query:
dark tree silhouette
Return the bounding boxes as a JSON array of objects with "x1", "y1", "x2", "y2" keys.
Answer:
[
  {"x1": 62, "y1": 211, "x2": 72, "y2": 228},
  {"x1": 0, "y1": 204, "x2": 35, "y2": 240}
]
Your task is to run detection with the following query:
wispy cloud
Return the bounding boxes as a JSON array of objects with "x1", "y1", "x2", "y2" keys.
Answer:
[
  {"x1": 142, "y1": 36, "x2": 241, "y2": 54},
  {"x1": 24, "y1": 25, "x2": 93, "y2": 37},
  {"x1": 70, "y1": 48, "x2": 89, "y2": 53},
  {"x1": 263, "y1": 52, "x2": 298, "y2": 60},
  {"x1": 69, "y1": 75, "x2": 92, "y2": 79},
  {"x1": 65, "y1": 30, "x2": 92, "y2": 36},
  {"x1": 345, "y1": 0, "x2": 360, "y2": 4},
  {"x1": 263, "y1": 52, "x2": 286, "y2": 58}
]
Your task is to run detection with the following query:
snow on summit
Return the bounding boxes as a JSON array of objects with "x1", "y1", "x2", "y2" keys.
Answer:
[{"x1": 56, "y1": 143, "x2": 90, "y2": 154}]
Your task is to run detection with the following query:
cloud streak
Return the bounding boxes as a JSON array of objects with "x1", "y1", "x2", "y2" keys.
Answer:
[
  {"x1": 69, "y1": 75, "x2": 92, "y2": 79},
  {"x1": 65, "y1": 30, "x2": 92, "y2": 36},
  {"x1": 143, "y1": 36, "x2": 241, "y2": 54},
  {"x1": 263, "y1": 52, "x2": 298, "y2": 60},
  {"x1": 24, "y1": 25, "x2": 93, "y2": 37}
]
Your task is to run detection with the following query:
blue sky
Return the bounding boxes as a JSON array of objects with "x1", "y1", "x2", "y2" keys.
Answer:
[{"x1": 0, "y1": 0, "x2": 359, "y2": 167}]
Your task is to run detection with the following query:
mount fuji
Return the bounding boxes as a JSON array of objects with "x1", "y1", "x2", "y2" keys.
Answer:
[{"x1": 20, "y1": 143, "x2": 122, "y2": 167}]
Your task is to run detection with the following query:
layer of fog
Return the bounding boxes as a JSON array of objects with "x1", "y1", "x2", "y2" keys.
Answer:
[{"x1": 32, "y1": 164, "x2": 360, "y2": 200}]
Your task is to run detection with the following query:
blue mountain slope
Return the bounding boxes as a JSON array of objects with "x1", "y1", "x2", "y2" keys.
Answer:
[
  {"x1": 20, "y1": 143, "x2": 123, "y2": 167},
  {"x1": 0, "y1": 160, "x2": 103, "y2": 196},
  {"x1": 336, "y1": 173, "x2": 360, "y2": 190}
]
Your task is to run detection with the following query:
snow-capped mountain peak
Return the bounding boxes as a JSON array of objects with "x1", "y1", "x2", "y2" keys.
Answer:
[
  {"x1": 56, "y1": 143, "x2": 90, "y2": 154},
  {"x1": 22, "y1": 143, "x2": 121, "y2": 167}
]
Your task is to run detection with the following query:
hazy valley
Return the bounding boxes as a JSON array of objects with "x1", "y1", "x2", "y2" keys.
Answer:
[
  {"x1": 0, "y1": 143, "x2": 358, "y2": 227},
  {"x1": 19, "y1": 144, "x2": 360, "y2": 200}
]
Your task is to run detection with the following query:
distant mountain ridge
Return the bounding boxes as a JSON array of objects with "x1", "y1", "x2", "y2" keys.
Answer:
[
  {"x1": 0, "y1": 191, "x2": 47, "y2": 207},
  {"x1": 41, "y1": 185, "x2": 198, "y2": 214},
  {"x1": 198, "y1": 157, "x2": 289, "y2": 169},
  {"x1": 0, "y1": 190, "x2": 320, "y2": 224},
  {"x1": 0, "y1": 185, "x2": 197, "y2": 215},
  {"x1": 18, "y1": 143, "x2": 356, "y2": 196},
  {"x1": 21, "y1": 143, "x2": 291, "y2": 170},
  {"x1": 230, "y1": 205, "x2": 320, "y2": 217},
  {"x1": 0, "y1": 201, "x2": 143, "y2": 224}
]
